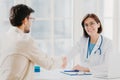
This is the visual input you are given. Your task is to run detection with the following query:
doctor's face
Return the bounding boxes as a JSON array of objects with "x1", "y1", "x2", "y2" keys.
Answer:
[{"x1": 84, "y1": 18, "x2": 100, "y2": 36}]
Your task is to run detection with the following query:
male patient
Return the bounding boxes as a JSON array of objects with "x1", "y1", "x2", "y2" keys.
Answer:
[{"x1": 0, "y1": 4, "x2": 67, "y2": 80}]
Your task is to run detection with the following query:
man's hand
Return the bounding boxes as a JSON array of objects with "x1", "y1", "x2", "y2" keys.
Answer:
[{"x1": 61, "y1": 56, "x2": 67, "y2": 69}]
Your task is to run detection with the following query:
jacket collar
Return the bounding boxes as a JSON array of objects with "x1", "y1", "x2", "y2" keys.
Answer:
[
  {"x1": 8, "y1": 27, "x2": 24, "y2": 35},
  {"x1": 6, "y1": 27, "x2": 27, "y2": 40}
]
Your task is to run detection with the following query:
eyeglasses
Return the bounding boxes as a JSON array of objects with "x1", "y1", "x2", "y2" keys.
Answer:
[
  {"x1": 27, "y1": 16, "x2": 35, "y2": 22},
  {"x1": 29, "y1": 17, "x2": 35, "y2": 21},
  {"x1": 84, "y1": 22, "x2": 96, "y2": 27}
]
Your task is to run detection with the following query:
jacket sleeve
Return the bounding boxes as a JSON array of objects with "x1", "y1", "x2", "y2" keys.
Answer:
[
  {"x1": 67, "y1": 37, "x2": 83, "y2": 61},
  {"x1": 17, "y1": 38, "x2": 63, "y2": 70},
  {"x1": 67, "y1": 44, "x2": 80, "y2": 62}
]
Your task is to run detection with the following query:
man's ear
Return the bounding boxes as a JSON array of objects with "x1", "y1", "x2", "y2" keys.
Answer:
[{"x1": 22, "y1": 18, "x2": 28, "y2": 25}]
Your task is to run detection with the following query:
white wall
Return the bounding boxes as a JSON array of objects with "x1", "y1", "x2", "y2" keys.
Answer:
[{"x1": 113, "y1": 0, "x2": 120, "y2": 53}]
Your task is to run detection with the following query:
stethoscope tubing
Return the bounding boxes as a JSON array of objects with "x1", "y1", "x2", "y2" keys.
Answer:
[{"x1": 86, "y1": 35, "x2": 103, "y2": 58}]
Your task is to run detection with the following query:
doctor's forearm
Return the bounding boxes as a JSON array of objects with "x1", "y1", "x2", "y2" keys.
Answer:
[
  {"x1": 83, "y1": 67, "x2": 90, "y2": 72},
  {"x1": 73, "y1": 65, "x2": 90, "y2": 72},
  {"x1": 81, "y1": 67, "x2": 90, "y2": 72}
]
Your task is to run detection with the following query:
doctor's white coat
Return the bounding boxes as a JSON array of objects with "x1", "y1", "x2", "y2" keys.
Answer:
[
  {"x1": 0, "y1": 27, "x2": 63, "y2": 80},
  {"x1": 68, "y1": 35, "x2": 113, "y2": 75}
]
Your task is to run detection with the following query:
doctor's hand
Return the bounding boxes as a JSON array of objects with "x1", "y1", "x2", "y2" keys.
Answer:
[
  {"x1": 72, "y1": 64, "x2": 90, "y2": 72},
  {"x1": 61, "y1": 56, "x2": 67, "y2": 69}
]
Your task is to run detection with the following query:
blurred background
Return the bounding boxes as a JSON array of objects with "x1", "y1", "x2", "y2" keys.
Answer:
[{"x1": 0, "y1": 0, "x2": 119, "y2": 65}]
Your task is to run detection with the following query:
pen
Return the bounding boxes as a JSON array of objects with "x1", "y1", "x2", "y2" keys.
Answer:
[{"x1": 64, "y1": 70, "x2": 79, "y2": 72}]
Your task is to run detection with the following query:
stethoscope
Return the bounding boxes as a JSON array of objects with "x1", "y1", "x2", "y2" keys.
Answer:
[{"x1": 86, "y1": 35, "x2": 103, "y2": 59}]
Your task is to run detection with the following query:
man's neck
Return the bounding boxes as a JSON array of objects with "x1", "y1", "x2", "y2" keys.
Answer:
[{"x1": 17, "y1": 25, "x2": 24, "y2": 33}]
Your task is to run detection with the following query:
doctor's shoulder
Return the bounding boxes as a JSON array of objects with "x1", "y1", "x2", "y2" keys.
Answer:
[
  {"x1": 102, "y1": 36, "x2": 113, "y2": 46},
  {"x1": 74, "y1": 36, "x2": 88, "y2": 48},
  {"x1": 78, "y1": 36, "x2": 88, "y2": 43},
  {"x1": 102, "y1": 36, "x2": 113, "y2": 52}
]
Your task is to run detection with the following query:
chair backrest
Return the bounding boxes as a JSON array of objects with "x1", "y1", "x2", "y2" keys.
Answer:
[{"x1": 0, "y1": 54, "x2": 29, "y2": 80}]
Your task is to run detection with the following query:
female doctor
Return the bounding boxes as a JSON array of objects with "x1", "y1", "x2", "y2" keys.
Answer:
[{"x1": 70, "y1": 13, "x2": 113, "y2": 74}]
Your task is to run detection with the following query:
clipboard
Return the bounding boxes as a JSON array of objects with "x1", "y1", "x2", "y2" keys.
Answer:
[{"x1": 60, "y1": 70, "x2": 92, "y2": 76}]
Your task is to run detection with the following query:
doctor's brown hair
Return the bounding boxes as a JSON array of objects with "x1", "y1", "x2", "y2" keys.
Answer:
[{"x1": 81, "y1": 13, "x2": 103, "y2": 37}]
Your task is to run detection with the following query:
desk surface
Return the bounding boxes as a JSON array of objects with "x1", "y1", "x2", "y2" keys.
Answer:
[{"x1": 35, "y1": 69, "x2": 120, "y2": 80}]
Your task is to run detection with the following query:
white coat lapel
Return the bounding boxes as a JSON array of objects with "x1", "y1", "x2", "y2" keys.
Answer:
[
  {"x1": 87, "y1": 35, "x2": 102, "y2": 65},
  {"x1": 84, "y1": 38, "x2": 89, "y2": 59}
]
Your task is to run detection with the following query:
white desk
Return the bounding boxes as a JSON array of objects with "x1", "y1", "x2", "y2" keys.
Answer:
[{"x1": 34, "y1": 69, "x2": 120, "y2": 80}]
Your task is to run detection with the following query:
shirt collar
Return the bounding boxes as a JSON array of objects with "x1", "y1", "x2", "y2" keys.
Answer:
[{"x1": 8, "y1": 27, "x2": 24, "y2": 35}]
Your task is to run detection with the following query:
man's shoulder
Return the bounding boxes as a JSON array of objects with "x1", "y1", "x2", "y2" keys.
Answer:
[
  {"x1": 16, "y1": 36, "x2": 35, "y2": 49},
  {"x1": 18, "y1": 34, "x2": 34, "y2": 44}
]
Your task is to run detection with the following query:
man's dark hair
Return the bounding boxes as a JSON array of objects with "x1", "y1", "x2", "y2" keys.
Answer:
[{"x1": 9, "y1": 4, "x2": 34, "y2": 27}]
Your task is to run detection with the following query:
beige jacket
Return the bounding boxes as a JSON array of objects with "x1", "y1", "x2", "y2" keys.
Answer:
[{"x1": 0, "y1": 27, "x2": 63, "y2": 80}]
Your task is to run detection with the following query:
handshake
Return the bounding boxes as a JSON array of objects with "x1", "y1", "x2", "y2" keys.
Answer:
[{"x1": 61, "y1": 56, "x2": 67, "y2": 69}]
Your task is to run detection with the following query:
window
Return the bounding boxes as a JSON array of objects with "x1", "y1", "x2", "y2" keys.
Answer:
[
  {"x1": 28, "y1": 0, "x2": 73, "y2": 55},
  {"x1": 0, "y1": 0, "x2": 14, "y2": 33},
  {"x1": 103, "y1": 0, "x2": 114, "y2": 40}
]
